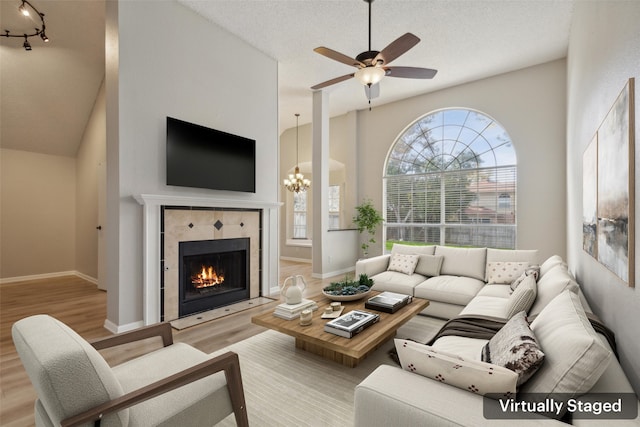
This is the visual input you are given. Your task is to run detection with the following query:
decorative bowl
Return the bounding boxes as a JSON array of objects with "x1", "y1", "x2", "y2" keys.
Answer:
[{"x1": 322, "y1": 289, "x2": 372, "y2": 302}]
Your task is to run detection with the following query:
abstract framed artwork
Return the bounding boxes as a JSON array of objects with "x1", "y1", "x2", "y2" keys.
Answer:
[
  {"x1": 582, "y1": 134, "x2": 598, "y2": 259},
  {"x1": 596, "y1": 78, "x2": 635, "y2": 287}
]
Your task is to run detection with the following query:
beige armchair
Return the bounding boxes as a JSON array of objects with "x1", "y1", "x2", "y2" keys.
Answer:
[{"x1": 12, "y1": 314, "x2": 249, "y2": 427}]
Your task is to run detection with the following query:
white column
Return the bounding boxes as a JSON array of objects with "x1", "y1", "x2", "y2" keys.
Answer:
[{"x1": 312, "y1": 91, "x2": 330, "y2": 278}]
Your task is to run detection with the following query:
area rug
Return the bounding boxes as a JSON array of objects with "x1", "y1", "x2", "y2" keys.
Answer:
[{"x1": 214, "y1": 330, "x2": 394, "y2": 426}]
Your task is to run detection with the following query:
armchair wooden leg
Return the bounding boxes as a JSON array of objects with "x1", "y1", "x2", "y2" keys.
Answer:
[{"x1": 224, "y1": 353, "x2": 249, "y2": 427}]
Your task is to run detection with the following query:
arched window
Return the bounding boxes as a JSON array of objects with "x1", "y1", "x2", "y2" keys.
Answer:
[{"x1": 384, "y1": 109, "x2": 517, "y2": 249}]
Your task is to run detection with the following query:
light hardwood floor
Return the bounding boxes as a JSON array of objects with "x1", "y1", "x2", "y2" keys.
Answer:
[{"x1": 0, "y1": 260, "x2": 340, "y2": 427}]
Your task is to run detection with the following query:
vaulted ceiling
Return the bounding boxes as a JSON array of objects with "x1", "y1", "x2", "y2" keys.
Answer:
[{"x1": 0, "y1": 0, "x2": 574, "y2": 157}]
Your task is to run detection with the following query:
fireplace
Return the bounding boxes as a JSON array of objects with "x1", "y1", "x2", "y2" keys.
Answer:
[{"x1": 179, "y1": 238, "x2": 250, "y2": 317}]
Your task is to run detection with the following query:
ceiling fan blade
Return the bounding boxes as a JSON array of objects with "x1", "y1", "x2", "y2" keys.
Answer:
[
  {"x1": 385, "y1": 66, "x2": 438, "y2": 79},
  {"x1": 374, "y1": 33, "x2": 420, "y2": 65},
  {"x1": 311, "y1": 73, "x2": 355, "y2": 90},
  {"x1": 314, "y1": 47, "x2": 365, "y2": 68},
  {"x1": 365, "y1": 83, "x2": 380, "y2": 100}
]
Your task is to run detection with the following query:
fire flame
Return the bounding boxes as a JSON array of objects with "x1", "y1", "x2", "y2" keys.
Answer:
[{"x1": 192, "y1": 265, "x2": 224, "y2": 288}]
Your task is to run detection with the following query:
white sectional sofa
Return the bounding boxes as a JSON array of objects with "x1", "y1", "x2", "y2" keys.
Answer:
[{"x1": 353, "y1": 244, "x2": 640, "y2": 426}]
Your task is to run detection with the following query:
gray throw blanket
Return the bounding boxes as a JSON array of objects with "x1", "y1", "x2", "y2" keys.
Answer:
[{"x1": 425, "y1": 312, "x2": 617, "y2": 357}]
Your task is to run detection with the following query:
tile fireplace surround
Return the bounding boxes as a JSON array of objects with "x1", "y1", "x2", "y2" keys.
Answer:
[{"x1": 135, "y1": 194, "x2": 281, "y2": 325}]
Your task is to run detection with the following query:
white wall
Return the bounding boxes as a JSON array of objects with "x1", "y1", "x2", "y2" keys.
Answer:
[
  {"x1": 355, "y1": 59, "x2": 568, "y2": 260},
  {"x1": 566, "y1": 1, "x2": 640, "y2": 394},
  {"x1": 105, "y1": 1, "x2": 278, "y2": 328},
  {"x1": 0, "y1": 149, "x2": 76, "y2": 279}
]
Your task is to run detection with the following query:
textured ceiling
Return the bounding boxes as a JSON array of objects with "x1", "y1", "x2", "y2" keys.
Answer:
[
  {"x1": 180, "y1": 0, "x2": 575, "y2": 132},
  {"x1": 0, "y1": 0, "x2": 574, "y2": 157}
]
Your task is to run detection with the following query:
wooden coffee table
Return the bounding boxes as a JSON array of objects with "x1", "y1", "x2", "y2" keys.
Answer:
[{"x1": 251, "y1": 292, "x2": 429, "y2": 367}]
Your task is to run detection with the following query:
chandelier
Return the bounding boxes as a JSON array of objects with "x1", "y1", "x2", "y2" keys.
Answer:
[
  {"x1": 1, "y1": 0, "x2": 49, "y2": 51},
  {"x1": 283, "y1": 114, "x2": 311, "y2": 193}
]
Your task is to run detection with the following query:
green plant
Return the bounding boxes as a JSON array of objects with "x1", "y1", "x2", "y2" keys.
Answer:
[
  {"x1": 323, "y1": 274, "x2": 373, "y2": 296},
  {"x1": 353, "y1": 199, "x2": 384, "y2": 257}
]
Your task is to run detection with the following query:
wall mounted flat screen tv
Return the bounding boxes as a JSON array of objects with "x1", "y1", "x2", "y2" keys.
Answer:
[{"x1": 166, "y1": 117, "x2": 256, "y2": 193}]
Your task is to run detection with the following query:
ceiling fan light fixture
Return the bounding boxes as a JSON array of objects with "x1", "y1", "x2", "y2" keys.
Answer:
[{"x1": 355, "y1": 66, "x2": 385, "y2": 86}]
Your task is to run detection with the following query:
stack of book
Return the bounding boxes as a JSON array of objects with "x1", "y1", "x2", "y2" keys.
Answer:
[
  {"x1": 324, "y1": 310, "x2": 380, "y2": 338},
  {"x1": 365, "y1": 291, "x2": 412, "y2": 313},
  {"x1": 273, "y1": 299, "x2": 318, "y2": 320}
]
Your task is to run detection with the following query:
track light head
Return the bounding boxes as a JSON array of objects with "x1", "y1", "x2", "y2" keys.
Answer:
[
  {"x1": 19, "y1": 1, "x2": 29, "y2": 16},
  {"x1": 23, "y1": 36, "x2": 32, "y2": 51}
]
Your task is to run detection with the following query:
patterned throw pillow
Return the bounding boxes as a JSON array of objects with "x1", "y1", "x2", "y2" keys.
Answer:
[
  {"x1": 394, "y1": 339, "x2": 517, "y2": 398},
  {"x1": 387, "y1": 253, "x2": 419, "y2": 275},
  {"x1": 505, "y1": 275, "x2": 537, "y2": 318},
  {"x1": 481, "y1": 311, "x2": 545, "y2": 387},
  {"x1": 510, "y1": 265, "x2": 541, "y2": 291},
  {"x1": 486, "y1": 261, "x2": 529, "y2": 284}
]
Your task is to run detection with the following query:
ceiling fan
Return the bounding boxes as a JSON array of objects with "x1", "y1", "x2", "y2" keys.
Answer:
[{"x1": 311, "y1": 0, "x2": 437, "y2": 102}]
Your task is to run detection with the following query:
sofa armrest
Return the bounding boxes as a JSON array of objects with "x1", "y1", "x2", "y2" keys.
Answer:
[
  {"x1": 355, "y1": 365, "x2": 567, "y2": 427},
  {"x1": 355, "y1": 254, "x2": 391, "y2": 277},
  {"x1": 90, "y1": 322, "x2": 174, "y2": 350}
]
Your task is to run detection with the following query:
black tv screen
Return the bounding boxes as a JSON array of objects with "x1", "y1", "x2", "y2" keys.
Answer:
[{"x1": 166, "y1": 117, "x2": 256, "y2": 193}]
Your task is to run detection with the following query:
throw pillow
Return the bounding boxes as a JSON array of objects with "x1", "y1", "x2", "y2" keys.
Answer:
[
  {"x1": 394, "y1": 339, "x2": 517, "y2": 398},
  {"x1": 505, "y1": 275, "x2": 537, "y2": 318},
  {"x1": 521, "y1": 290, "x2": 612, "y2": 397},
  {"x1": 387, "y1": 253, "x2": 419, "y2": 275},
  {"x1": 414, "y1": 255, "x2": 444, "y2": 277},
  {"x1": 510, "y1": 265, "x2": 541, "y2": 291},
  {"x1": 481, "y1": 311, "x2": 545, "y2": 387},
  {"x1": 486, "y1": 261, "x2": 529, "y2": 284}
]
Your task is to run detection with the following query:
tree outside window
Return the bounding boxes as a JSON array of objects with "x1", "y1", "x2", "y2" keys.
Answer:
[{"x1": 384, "y1": 109, "x2": 517, "y2": 250}]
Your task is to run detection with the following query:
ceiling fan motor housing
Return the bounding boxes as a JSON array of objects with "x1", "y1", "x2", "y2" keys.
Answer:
[{"x1": 356, "y1": 50, "x2": 382, "y2": 66}]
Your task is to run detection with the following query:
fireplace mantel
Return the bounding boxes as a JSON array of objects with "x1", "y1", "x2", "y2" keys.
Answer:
[{"x1": 135, "y1": 194, "x2": 282, "y2": 325}]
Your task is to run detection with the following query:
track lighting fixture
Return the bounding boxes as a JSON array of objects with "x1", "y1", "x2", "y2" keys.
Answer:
[{"x1": 1, "y1": 0, "x2": 50, "y2": 51}]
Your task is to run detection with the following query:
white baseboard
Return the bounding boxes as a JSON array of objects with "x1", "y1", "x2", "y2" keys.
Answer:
[
  {"x1": 0, "y1": 270, "x2": 99, "y2": 285},
  {"x1": 311, "y1": 265, "x2": 355, "y2": 279},
  {"x1": 0, "y1": 270, "x2": 77, "y2": 285},
  {"x1": 74, "y1": 271, "x2": 98, "y2": 285},
  {"x1": 103, "y1": 318, "x2": 145, "y2": 334},
  {"x1": 280, "y1": 256, "x2": 312, "y2": 263}
]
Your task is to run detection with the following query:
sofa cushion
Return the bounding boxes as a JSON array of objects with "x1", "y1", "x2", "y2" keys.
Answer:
[
  {"x1": 459, "y1": 295, "x2": 509, "y2": 318},
  {"x1": 475, "y1": 284, "x2": 512, "y2": 299},
  {"x1": 387, "y1": 253, "x2": 419, "y2": 275},
  {"x1": 539, "y1": 255, "x2": 565, "y2": 277},
  {"x1": 528, "y1": 263, "x2": 579, "y2": 316},
  {"x1": 394, "y1": 339, "x2": 517, "y2": 398},
  {"x1": 414, "y1": 275, "x2": 484, "y2": 306},
  {"x1": 435, "y1": 246, "x2": 487, "y2": 281},
  {"x1": 12, "y1": 315, "x2": 128, "y2": 426},
  {"x1": 486, "y1": 261, "x2": 529, "y2": 284},
  {"x1": 371, "y1": 271, "x2": 427, "y2": 295},
  {"x1": 391, "y1": 243, "x2": 435, "y2": 256},
  {"x1": 504, "y1": 275, "x2": 537, "y2": 318},
  {"x1": 486, "y1": 248, "x2": 539, "y2": 264},
  {"x1": 481, "y1": 311, "x2": 544, "y2": 387},
  {"x1": 522, "y1": 290, "x2": 612, "y2": 396},
  {"x1": 414, "y1": 254, "x2": 444, "y2": 277}
]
